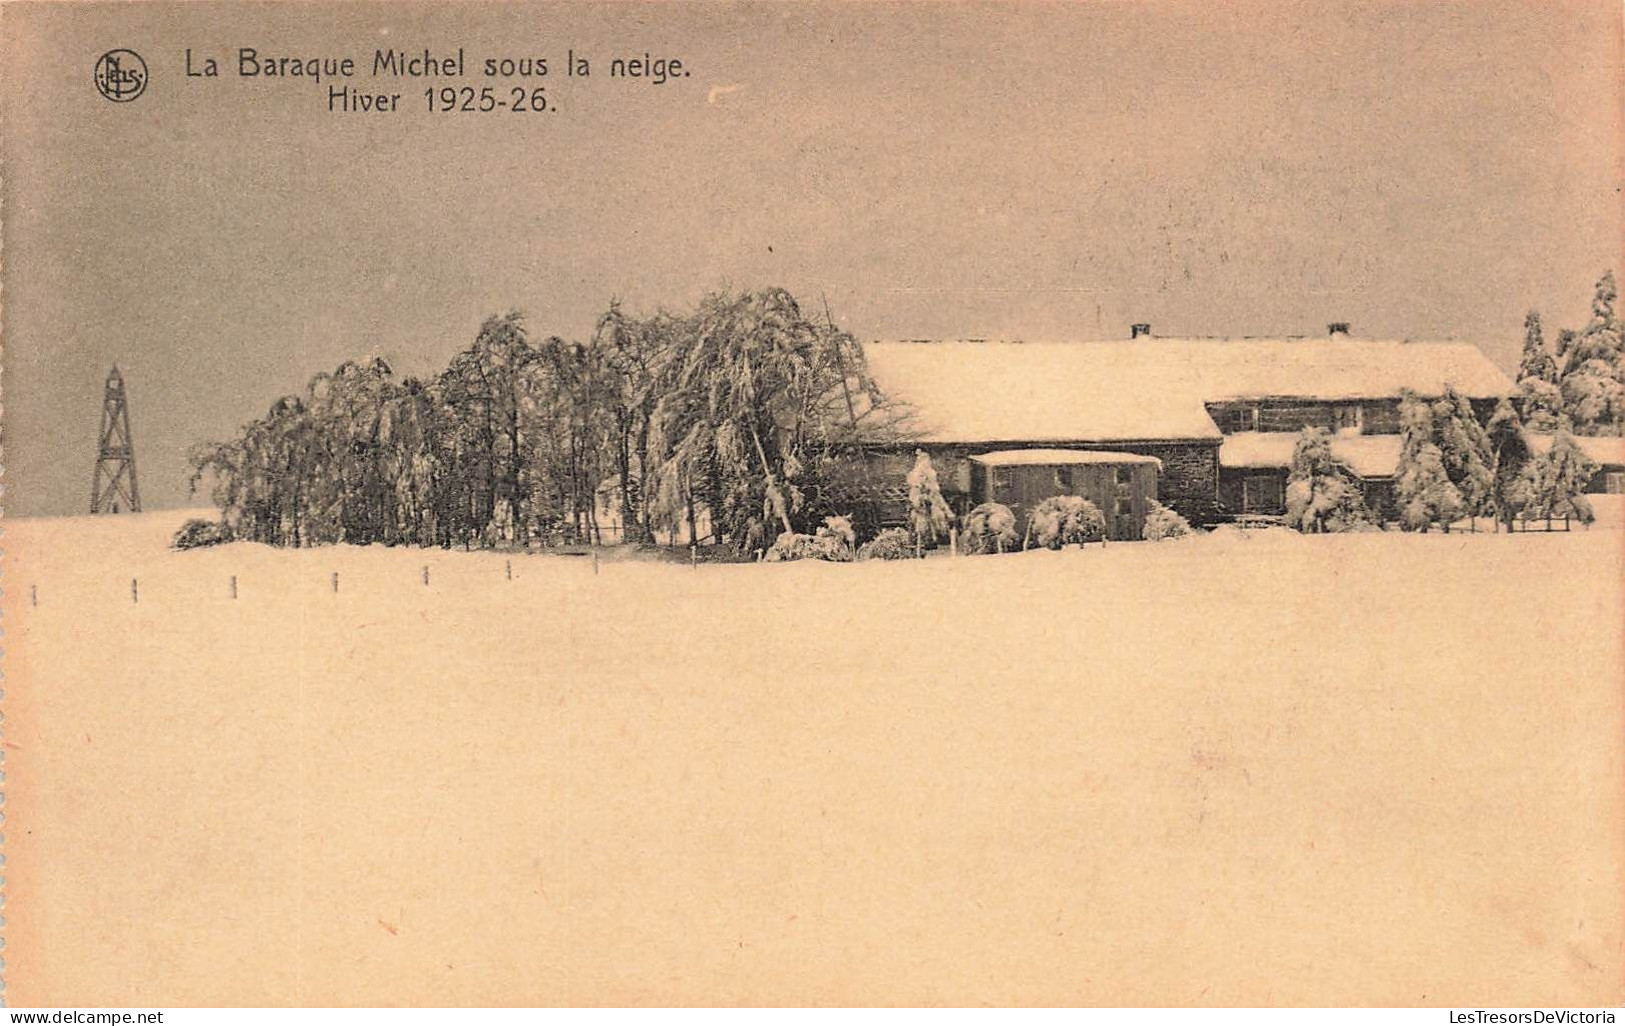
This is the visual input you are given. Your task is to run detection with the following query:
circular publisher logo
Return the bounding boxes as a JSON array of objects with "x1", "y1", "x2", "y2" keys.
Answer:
[{"x1": 94, "y1": 49, "x2": 148, "y2": 102}]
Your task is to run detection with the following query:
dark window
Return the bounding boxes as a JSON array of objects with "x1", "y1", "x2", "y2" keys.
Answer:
[
  {"x1": 1243, "y1": 475, "x2": 1285, "y2": 513},
  {"x1": 1232, "y1": 406, "x2": 1260, "y2": 432},
  {"x1": 993, "y1": 466, "x2": 1013, "y2": 495},
  {"x1": 1114, "y1": 466, "x2": 1134, "y2": 487},
  {"x1": 1054, "y1": 466, "x2": 1074, "y2": 490},
  {"x1": 1334, "y1": 404, "x2": 1363, "y2": 433},
  {"x1": 1114, "y1": 496, "x2": 1132, "y2": 517}
]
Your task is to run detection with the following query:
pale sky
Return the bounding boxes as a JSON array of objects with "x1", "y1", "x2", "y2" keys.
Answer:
[{"x1": 3, "y1": 0, "x2": 1621, "y2": 515}]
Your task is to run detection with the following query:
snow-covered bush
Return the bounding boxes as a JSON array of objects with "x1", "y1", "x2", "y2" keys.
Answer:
[
  {"x1": 1142, "y1": 501, "x2": 1192, "y2": 541},
  {"x1": 857, "y1": 527, "x2": 914, "y2": 561},
  {"x1": 1284, "y1": 428, "x2": 1373, "y2": 533},
  {"x1": 961, "y1": 502, "x2": 1018, "y2": 555},
  {"x1": 816, "y1": 515, "x2": 857, "y2": 561},
  {"x1": 764, "y1": 516, "x2": 857, "y2": 562},
  {"x1": 172, "y1": 518, "x2": 231, "y2": 550},
  {"x1": 764, "y1": 532, "x2": 819, "y2": 562},
  {"x1": 1029, "y1": 495, "x2": 1105, "y2": 549}
]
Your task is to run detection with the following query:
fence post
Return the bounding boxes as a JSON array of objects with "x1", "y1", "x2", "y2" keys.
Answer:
[
  {"x1": 131, "y1": 578, "x2": 139, "y2": 604},
  {"x1": 506, "y1": 559, "x2": 512, "y2": 581},
  {"x1": 422, "y1": 565, "x2": 430, "y2": 586},
  {"x1": 690, "y1": 544, "x2": 697, "y2": 568},
  {"x1": 230, "y1": 575, "x2": 238, "y2": 600},
  {"x1": 31, "y1": 584, "x2": 38, "y2": 607},
  {"x1": 332, "y1": 571, "x2": 339, "y2": 594},
  {"x1": 593, "y1": 550, "x2": 600, "y2": 575},
  {"x1": 949, "y1": 527, "x2": 959, "y2": 558}
]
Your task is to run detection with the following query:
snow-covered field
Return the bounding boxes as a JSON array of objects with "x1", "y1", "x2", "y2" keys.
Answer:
[{"x1": 5, "y1": 507, "x2": 1623, "y2": 1005}]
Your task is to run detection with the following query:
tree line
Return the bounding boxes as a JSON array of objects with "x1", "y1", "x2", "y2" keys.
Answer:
[
  {"x1": 1284, "y1": 387, "x2": 1599, "y2": 534},
  {"x1": 1515, "y1": 270, "x2": 1624, "y2": 435},
  {"x1": 188, "y1": 288, "x2": 910, "y2": 553}
]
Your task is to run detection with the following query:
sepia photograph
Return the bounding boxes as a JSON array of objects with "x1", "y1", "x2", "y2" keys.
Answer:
[{"x1": 1, "y1": 0, "x2": 1622, "y2": 1013}]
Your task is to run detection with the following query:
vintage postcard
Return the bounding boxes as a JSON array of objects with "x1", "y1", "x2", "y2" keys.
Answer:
[{"x1": 2, "y1": 0, "x2": 1622, "y2": 1010}]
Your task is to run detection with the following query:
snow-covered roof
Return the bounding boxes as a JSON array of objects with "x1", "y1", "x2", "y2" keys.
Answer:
[
  {"x1": 969, "y1": 448, "x2": 1163, "y2": 468},
  {"x1": 1527, "y1": 434, "x2": 1625, "y2": 468},
  {"x1": 1219, "y1": 432, "x2": 1404, "y2": 479},
  {"x1": 863, "y1": 338, "x2": 1511, "y2": 445}
]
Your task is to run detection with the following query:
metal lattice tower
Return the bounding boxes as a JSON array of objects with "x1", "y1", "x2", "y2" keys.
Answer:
[{"x1": 90, "y1": 365, "x2": 142, "y2": 514}]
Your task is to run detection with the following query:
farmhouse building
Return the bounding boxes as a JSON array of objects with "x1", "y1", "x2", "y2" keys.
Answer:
[{"x1": 861, "y1": 328, "x2": 1514, "y2": 531}]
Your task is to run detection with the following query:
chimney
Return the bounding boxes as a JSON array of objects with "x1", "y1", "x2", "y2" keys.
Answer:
[
  {"x1": 1328, "y1": 322, "x2": 1350, "y2": 337},
  {"x1": 1130, "y1": 323, "x2": 1152, "y2": 339}
]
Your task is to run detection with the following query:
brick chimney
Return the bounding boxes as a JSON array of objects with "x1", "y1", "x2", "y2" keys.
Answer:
[
  {"x1": 1328, "y1": 322, "x2": 1350, "y2": 336},
  {"x1": 1130, "y1": 323, "x2": 1152, "y2": 339}
]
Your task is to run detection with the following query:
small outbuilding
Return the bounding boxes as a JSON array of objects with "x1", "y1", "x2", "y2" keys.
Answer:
[{"x1": 968, "y1": 449, "x2": 1162, "y2": 541}]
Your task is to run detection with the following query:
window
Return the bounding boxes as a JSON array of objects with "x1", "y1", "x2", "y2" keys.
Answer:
[
  {"x1": 1114, "y1": 496, "x2": 1133, "y2": 517},
  {"x1": 1605, "y1": 471, "x2": 1624, "y2": 494},
  {"x1": 1232, "y1": 405, "x2": 1259, "y2": 432},
  {"x1": 1054, "y1": 466, "x2": 1074, "y2": 490},
  {"x1": 1243, "y1": 475, "x2": 1285, "y2": 514},
  {"x1": 1114, "y1": 466, "x2": 1134, "y2": 487},
  {"x1": 1334, "y1": 404, "x2": 1363, "y2": 434},
  {"x1": 992, "y1": 466, "x2": 1013, "y2": 496}
]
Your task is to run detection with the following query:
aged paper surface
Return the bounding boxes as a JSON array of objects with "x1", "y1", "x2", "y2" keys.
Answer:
[{"x1": 3, "y1": 0, "x2": 1623, "y2": 1008}]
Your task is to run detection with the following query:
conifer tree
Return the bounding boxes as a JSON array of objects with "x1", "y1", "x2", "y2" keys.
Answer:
[
  {"x1": 1560, "y1": 270, "x2": 1624, "y2": 435},
  {"x1": 1516, "y1": 311, "x2": 1563, "y2": 431},
  {"x1": 1431, "y1": 385, "x2": 1494, "y2": 520},
  {"x1": 1531, "y1": 422, "x2": 1599, "y2": 525},
  {"x1": 1397, "y1": 443, "x2": 1464, "y2": 532},
  {"x1": 1395, "y1": 393, "x2": 1462, "y2": 531},
  {"x1": 1485, "y1": 398, "x2": 1537, "y2": 530},
  {"x1": 1283, "y1": 427, "x2": 1371, "y2": 533}
]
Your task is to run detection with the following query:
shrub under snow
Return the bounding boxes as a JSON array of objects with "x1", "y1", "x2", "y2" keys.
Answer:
[
  {"x1": 1142, "y1": 501, "x2": 1192, "y2": 541},
  {"x1": 961, "y1": 502, "x2": 1018, "y2": 555},
  {"x1": 172, "y1": 518, "x2": 231, "y2": 550},
  {"x1": 764, "y1": 516, "x2": 857, "y2": 562},
  {"x1": 858, "y1": 527, "x2": 915, "y2": 561},
  {"x1": 1029, "y1": 495, "x2": 1106, "y2": 549}
]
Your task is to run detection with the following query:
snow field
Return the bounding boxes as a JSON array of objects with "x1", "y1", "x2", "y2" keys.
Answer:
[{"x1": 3, "y1": 508, "x2": 1622, "y2": 1005}]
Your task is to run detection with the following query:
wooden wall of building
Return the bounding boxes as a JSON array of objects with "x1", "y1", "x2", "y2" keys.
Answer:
[{"x1": 970, "y1": 460, "x2": 1158, "y2": 542}]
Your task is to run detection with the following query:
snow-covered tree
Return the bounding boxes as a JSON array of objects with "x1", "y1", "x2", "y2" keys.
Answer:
[
  {"x1": 1485, "y1": 398, "x2": 1538, "y2": 529},
  {"x1": 1394, "y1": 388, "x2": 1492, "y2": 528},
  {"x1": 1029, "y1": 495, "x2": 1106, "y2": 549},
  {"x1": 1395, "y1": 395, "x2": 1464, "y2": 531},
  {"x1": 1520, "y1": 376, "x2": 1565, "y2": 433},
  {"x1": 1530, "y1": 424, "x2": 1598, "y2": 525},
  {"x1": 1518, "y1": 311, "x2": 1558, "y2": 384},
  {"x1": 961, "y1": 502, "x2": 1017, "y2": 554},
  {"x1": 1283, "y1": 427, "x2": 1372, "y2": 533},
  {"x1": 1559, "y1": 270, "x2": 1624, "y2": 435},
  {"x1": 1516, "y1": 312, "x2": 1564, "y2": 431},
  {"x1": 905, "y1": 449, "x2": 953, "y2": 549},
  {"x1": 1396, "y1": 443, "x2": 1464, "y2": 532},
  {"x1": 1431, "y1": 386, "x2": 1494, "y2": 519}
]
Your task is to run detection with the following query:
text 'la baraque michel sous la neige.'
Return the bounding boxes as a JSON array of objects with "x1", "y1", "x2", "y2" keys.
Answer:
[{"x1": 185, "y1": 47, "x2": 690, "y2": 85}]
